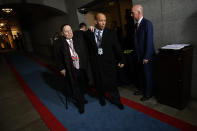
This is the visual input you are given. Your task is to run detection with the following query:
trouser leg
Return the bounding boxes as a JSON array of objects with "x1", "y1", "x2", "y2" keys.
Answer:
[
  {"x1": 109, "y1": 87, "x2": 121, "y2": 105},
  {"x1": 72, "y1": 69, "x2": 86, "y2": 107},
  {"x1": 144, "y1": 63, "x2": 153, "y2": 97},
  {"x1": 136, "y1": 63, "x2": 145, "y2": 93}
]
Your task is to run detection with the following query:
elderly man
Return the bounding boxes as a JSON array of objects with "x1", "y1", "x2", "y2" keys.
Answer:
[
  {"x1": 53, "y1": 24, "x2": 88, "y2": 114},
  {"x1": 86, "y1": 13, "x2": 125, "y2": 109},
  {"x1": 131, "y1": 5, "x2": 155, "y2": 101}
]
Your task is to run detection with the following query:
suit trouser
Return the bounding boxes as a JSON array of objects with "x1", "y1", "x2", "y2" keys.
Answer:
[
  {"x1": 136, "y1": 62, "x2": 153, "y2": 97},
  {"x1": 72, "y1": 69, "x2": 86, "y2": 106},
  {"x1": 109, "y1": 88, "x2": 122, "y2": 104},
  {"x1": 92, "y1": 65, "x2": 122, "y2": 105},
  {"x1": 98, "y1": 87, "x2": 121, "y2": 104}
]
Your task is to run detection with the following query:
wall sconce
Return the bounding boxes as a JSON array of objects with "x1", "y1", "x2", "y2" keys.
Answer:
[{"x1": 0, "y1": 23, "x2": 4, "y2": 27}]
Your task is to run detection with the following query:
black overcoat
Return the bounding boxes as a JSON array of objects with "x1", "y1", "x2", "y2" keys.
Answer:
[
  {"x1": 86, "y1": 28, "x2": 125, "y2": 91},
  {"x1": 53, "y1": 34, "x2": 88, "y2": 91}
]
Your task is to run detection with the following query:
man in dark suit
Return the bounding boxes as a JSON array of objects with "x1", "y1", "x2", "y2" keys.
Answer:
[
  {"x1": 53, "y1": 24, "x2": 88, "y2": 114},
  {"x1": 74, "y1": 22, "x2": 94, "y2": 88},
  {"x1": 86, "y1": 13, "x2": 125, "y2": 109},
  {"x1": 131, "y1": 5, "x2": 155, "y2": 101},
  {"x1": 74, "y1": 23, "x2": 87, "y2": 37},
  {"x1": 79, "y1": 22, "x2": 87, "y2": 31}
]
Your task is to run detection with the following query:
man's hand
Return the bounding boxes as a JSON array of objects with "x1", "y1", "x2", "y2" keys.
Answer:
[
  {"x1": 118, "y1": 63, "x2": 124, "y2": 68},
  {"x1": 60, "y1": 69, "x2": 66, "y2": 77},
  {"x1": 88, "y1": 26, "x2": 95, "y2": 32},
  {"x1": 143, "y1": 59, "x2": 149, "y2": 64}
]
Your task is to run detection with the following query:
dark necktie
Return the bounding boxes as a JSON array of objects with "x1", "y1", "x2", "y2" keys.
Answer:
[
  {"x1": 136, "y1": 23, "x2": 139, "y2": 30},
  {"x1": 96, "y1": 30, "x2": 102, "y2": 47}
]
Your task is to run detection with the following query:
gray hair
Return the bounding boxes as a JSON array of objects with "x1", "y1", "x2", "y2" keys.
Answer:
[{"x1": 134, "y1": 4, "x2": 143, "y2": 14}]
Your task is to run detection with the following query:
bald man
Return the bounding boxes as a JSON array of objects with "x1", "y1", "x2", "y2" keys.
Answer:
[
  {"x1": 131, "y1": 5, "x2": 155, "y2": 101},
  {"x1": 86, "y1": 13, "x2": 125, "y2": 109}
]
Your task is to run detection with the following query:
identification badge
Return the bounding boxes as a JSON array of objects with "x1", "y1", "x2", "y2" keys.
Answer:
[{"x1": 98, "y1": 48, "x2": 103, "y2": 55}]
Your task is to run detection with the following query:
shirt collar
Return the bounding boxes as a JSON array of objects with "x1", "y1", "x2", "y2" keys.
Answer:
[
  {"x1": 66, "y1": 39, "x2": 72, "y2": 43},
  {"x1": 138, "y1": 16, "x2": 143, "y2": 24},
  {"x1": 95, "y1": 28, "x2": 103, "y2": 33}
]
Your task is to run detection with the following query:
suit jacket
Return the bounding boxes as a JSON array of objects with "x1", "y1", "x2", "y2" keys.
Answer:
[
  {"x1": 53, "y1": 34, "x2": 88, "y2": 86},
  {"x1": 134, "y1": 18, "x2": 155, "y2": 62},
  {"x1": 86, "y1": 28, "x2": 125, "y2": 90}
]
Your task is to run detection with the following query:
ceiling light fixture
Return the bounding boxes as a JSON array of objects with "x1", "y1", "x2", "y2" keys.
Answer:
[{"x1": 2, "y1": 8, "x2": 13, "y2": 13}]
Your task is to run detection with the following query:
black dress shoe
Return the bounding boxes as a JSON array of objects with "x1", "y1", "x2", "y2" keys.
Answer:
[
  {"x1": 99, "y1": 99, "x2": 106, "y2": 106},
  {"x1": 108, "y1": 99, "x2": 124, "y2": 110},
  {"x1": 83, "y1": 100, "x2": 88, "y2": 104},
  {"x1": 78, "y1": 106, "x2": 84, "y2": 114},
  {"x1": 140, "y1": 96, "x2": 151, "y2": 101},
  {"x1": 117, "y1": 104, "x2": 124, "y2": 110},
  {"x1": 134, "y1": 90, "x2": 142, "y2": 95}
]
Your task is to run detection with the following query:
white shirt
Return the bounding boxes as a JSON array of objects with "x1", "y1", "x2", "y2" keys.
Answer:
[
  {"x1": 66, "y1": 39, "x2": 75, "y2": 56},
  {"x1": 66, "y1": 38, "x2": 80, "y2": 69},
  {"x1": 137, "y1": 16, "x2": 143, "y2": 25}
]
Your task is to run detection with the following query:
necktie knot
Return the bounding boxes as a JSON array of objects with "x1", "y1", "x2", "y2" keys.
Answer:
[
  {"x1": 98, "y1": 30, "x2": 101, "y2": 36},
  {"x1": 69, "y1": 39, "x2": 72, "y2": 44}
]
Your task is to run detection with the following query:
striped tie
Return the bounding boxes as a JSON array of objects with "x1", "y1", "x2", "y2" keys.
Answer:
[
  {"x1": 69, "y1": 39, "x2": 79, "y2": 69},
  {"x1": 96, "y1": 30, "x2": 102, "y2": 47}
]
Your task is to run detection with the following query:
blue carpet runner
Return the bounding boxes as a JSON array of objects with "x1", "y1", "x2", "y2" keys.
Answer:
[{"x1": 5, "y1": 53, "x2": 197, "y2": 131}]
